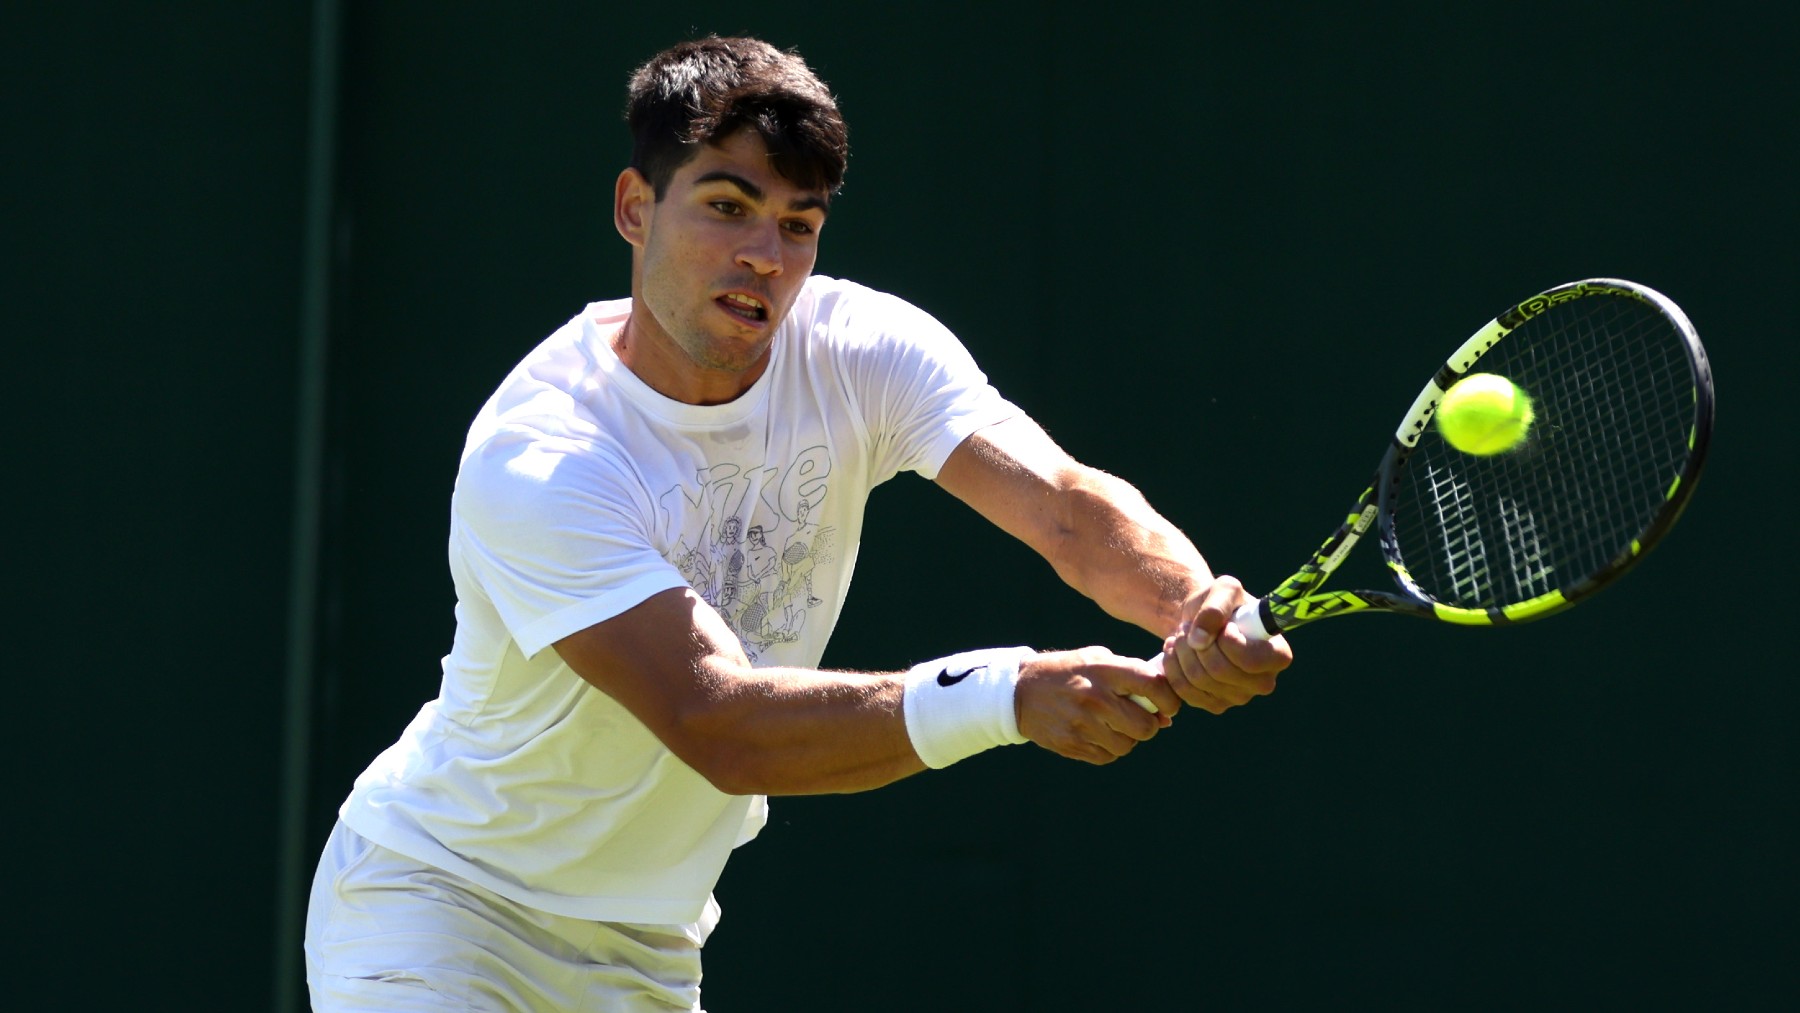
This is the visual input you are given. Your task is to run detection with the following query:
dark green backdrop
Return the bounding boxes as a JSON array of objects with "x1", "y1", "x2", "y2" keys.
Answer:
[{"x1": 9, "y1": 2, "x2": 1795, "y2": 1010}]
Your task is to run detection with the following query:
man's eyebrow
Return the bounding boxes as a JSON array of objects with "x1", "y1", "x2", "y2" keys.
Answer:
[{"x1": 694, "y1": 170, "x2": 830, "y2": 214}]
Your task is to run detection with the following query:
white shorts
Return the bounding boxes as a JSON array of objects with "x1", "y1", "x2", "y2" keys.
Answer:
[{"x1": 304, "y1": 820, "x2": 712, "y2": 1012}]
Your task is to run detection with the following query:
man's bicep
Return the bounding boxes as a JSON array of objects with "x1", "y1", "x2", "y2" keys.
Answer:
[
  {"x1": 935, "y1": 415, "x2": 1202, "y2": 635},
  {"x1": 552, "y1": 587, "x2": 749, "y2": 740},
  {"x1": 933, "y1": 415, "x2": 1083, "y2": 549}
]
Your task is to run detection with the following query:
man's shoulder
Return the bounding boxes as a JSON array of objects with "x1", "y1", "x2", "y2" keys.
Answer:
[
  {"x1": 458, "y1": 424, "x2": 620, "y2": 496},
  {"x1": 451, "y1": 423, "x2": 646, "y2": 546},
  {"x1": 796, "y1": 275, "x2": 948, "y2": 350},
  {"x1": 801, "y1": 274, "x2": 908, "y2": 313}
]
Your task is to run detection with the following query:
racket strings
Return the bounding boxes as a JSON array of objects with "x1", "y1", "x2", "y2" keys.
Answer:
[
  {"x1": 1421, "y1": 465, "x2": 1492, "y2": 601},
  {"x1": 1393, "y1": 294, "x2": 1698, "y2": 610}
]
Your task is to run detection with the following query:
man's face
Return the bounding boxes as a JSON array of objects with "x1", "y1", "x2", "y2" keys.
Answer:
[{"x1": 624, "y1": 130, "x2": 829, "y2": 385}]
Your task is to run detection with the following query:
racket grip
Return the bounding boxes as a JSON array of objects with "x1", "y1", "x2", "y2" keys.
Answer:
[
  {"x1": 1127, "y1": 599, "x2": 1274, "y2": 713},
  {"x1": 1233, "y1": 598, "x2": 1275, "y2": 641},
  {"x1": 1129, "y1": 661, "x2": 1161, "y2": 713}
]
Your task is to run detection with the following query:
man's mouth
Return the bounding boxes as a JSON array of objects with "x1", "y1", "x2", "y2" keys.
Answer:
[{"x1": 718, "y1": 292, "x2": 768, "y2": 322}]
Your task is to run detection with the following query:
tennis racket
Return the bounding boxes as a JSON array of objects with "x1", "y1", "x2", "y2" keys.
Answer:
[{"x1": 1133, "y1": 277, "x2": 1712, "y2": 710}]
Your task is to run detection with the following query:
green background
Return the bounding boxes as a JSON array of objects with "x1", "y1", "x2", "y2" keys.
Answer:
[{"x1": 8, "y1": 2, "x2": 1795, "y2": 1010}]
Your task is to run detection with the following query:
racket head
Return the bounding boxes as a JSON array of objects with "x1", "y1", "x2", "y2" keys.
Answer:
[{"x1": 1375, "y1": 278, "x2": 1713, "y2": 625}]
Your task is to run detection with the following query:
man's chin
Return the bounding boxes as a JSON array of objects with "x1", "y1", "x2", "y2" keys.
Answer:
[{"x1": 692, "y1": 337, "x2": 773, "y2": 375}]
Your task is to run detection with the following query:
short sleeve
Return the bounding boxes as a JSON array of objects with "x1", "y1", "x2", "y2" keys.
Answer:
[
  {"x1": 451, "y1": 427, "x2": 690, "y2": 657},
  {"x1": 829, "y1": 288, "x2": 1021, "y2": 482}
]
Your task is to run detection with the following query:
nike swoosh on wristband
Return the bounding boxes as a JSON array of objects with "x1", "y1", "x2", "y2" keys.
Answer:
[{"x1": 937, "y1": 666, "x2": 981, "y2": 687}]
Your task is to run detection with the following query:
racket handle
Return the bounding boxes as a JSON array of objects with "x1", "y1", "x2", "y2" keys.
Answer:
[
  {"x1": 1127, "y1": 599, "x2": 1274, "y2": 713},
  {"x1": 1129, "y1": 652, "x2": 1166, "y2": 712},
  {"x1": 1233, "y1": 598, "x2": 1275, "y2": 641}
]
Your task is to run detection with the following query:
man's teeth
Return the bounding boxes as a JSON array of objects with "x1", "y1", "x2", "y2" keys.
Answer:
[{"x1": 723, "y1": 294, "x2": 765, "y2": 318}]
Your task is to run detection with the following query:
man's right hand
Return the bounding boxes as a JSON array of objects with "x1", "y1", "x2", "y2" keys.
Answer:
[{"x1": 1014, "y1": 648, "x2": 1181, "y2": 764}]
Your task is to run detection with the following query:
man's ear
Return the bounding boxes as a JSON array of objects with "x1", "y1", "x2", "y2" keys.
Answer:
[{"x1": 614, "y1": 168, "x2": 655, "y2": 247}]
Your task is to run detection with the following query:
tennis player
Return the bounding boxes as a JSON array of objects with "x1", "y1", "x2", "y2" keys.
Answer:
[{"x1": 304, "y1": 35, "x2": 1292, "y2": 1011}]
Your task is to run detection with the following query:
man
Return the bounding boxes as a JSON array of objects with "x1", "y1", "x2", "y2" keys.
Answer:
[{"x1": 305, "y1": 36, "x2": 1292, "y2": 1012}]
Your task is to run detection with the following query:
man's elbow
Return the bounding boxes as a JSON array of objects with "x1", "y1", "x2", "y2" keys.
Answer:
[
  {"x1": 684, "y1": 742, "x2": 768, "y2": 796},
  {"x1": 659, "y1": 701, "x2": 775, "y2": 796}
]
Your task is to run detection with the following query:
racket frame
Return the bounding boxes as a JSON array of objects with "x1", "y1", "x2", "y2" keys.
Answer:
[{"x1": 1246, "y1": 278, "x2": 1713, "y2": 637}]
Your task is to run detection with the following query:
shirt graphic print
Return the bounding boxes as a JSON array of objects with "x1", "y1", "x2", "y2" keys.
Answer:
[{"x1": 659, "y1": 444, "x2": 835, "y2": 662}]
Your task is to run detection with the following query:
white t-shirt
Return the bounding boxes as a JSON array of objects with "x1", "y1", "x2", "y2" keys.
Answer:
[{"x1": 339, "y1": 275, "x2": 1020, "y2": 925}]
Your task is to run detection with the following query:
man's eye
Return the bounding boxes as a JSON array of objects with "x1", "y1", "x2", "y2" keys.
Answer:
[
  {"x1": 783, "y1": 220, "x2": 815, "y2": 235},
  {"x1": 709, "y1": 201, "x2": 742, "y2": 215}
]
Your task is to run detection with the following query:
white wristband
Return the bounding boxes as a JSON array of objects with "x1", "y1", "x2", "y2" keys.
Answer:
[{"x1": 901, "y1": 647, "x2": 1032, "y2": 769}]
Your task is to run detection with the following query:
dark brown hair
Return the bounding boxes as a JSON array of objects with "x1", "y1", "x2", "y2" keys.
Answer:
[{"x1": 625, "y1": 36, "x2": 849, "y2": 200}]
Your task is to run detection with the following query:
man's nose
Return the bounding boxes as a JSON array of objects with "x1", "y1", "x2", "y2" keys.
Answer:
[{"x1": 735, "y1": 223, "x2": 783, "y2": 275}]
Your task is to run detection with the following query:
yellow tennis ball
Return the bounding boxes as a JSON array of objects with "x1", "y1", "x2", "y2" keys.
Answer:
[{"x1": 1436, "y1": 373, "x2": 1534, "y2": 455}]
